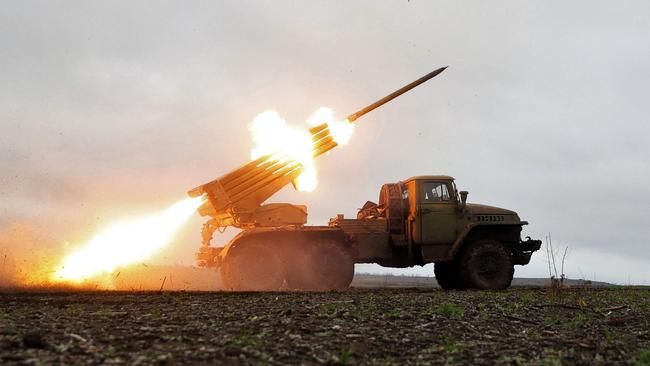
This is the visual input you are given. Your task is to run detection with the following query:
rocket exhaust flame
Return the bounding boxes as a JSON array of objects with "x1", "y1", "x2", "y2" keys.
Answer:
[
  {"x1": 248, "y1": 107, "x2": 354, "y2": 192},
  {"x1": 52, "y1": 196, "x2": 206, "y2": 283}
]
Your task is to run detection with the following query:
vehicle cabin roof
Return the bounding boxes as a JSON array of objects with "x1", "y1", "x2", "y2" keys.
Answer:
[{"x1": 403, "y1": 175, "x2": 455, "y2": 183}]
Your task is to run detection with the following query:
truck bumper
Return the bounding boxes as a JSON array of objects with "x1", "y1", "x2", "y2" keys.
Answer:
[{"x1": 512, "y1": 237, "x2": 542, "y2": 265}]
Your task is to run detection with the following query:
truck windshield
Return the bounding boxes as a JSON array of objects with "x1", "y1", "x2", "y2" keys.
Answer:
[{"x1": 422, "y1": 182, "x2": 451, "y2": 202}]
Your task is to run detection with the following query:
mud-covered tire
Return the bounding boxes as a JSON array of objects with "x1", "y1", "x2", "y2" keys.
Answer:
[
  {"x1": 458, "y1": 240, "x2": 514, "y2": 290},
  {"x1": 220, "y1": 240, "x2": 287, "y2": 291},
  {"x1": 288, "y1": 240, "x2": 354, "y2": 291},
  {"x1": 434, "y1": 262, "x2": 465, "y2": 290}
]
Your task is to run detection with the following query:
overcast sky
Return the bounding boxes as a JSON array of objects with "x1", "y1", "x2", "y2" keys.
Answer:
[{"x1": 1, "y1": 1, "x2": 649, "y2": 284}]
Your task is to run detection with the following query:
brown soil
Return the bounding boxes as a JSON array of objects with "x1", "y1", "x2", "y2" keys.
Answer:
[{"x1": 0, "y1": 288, "x2": 648, "y2": 365}]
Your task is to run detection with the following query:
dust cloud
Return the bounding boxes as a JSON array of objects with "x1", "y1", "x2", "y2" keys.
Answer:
[{"x1": 0, "y1": 223, "x2": 60, "y2": 287}]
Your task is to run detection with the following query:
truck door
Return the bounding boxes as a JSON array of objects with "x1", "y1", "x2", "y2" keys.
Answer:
[{"x1": 419, "y1": 181, "x2": 457, "y2": 244}]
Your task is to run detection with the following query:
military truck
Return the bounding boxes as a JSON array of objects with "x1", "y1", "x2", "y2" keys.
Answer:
[{"x1": 189, "y1": 67, "x2": 541, "y2": 291}]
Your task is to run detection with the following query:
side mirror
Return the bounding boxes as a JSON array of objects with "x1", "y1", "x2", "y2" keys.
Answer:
[{"x1": 459, "y1": 191, "x2": 468, "y2": 210}]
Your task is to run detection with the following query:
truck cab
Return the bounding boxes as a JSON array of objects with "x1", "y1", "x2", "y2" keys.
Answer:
[{"x1": 403, "y1": 176, "x2": 526, "y2": 260}]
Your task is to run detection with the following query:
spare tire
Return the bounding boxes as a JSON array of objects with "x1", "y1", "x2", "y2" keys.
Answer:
[{"x1": 378, "y1": 183, "x2": 408, "y2": 235}]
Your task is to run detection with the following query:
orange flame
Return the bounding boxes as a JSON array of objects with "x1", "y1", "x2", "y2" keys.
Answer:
[{"x1": 51, "y1": 196, "x2": 206, "y2": 283}]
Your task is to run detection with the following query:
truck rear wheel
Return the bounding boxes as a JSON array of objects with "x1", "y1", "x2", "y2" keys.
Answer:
[
  {"x1": 220, "y1": 239, "x2": 287, "y2": 291},
  {"x1": 288, "y1": 239, "x2": 354, "y2": 291},
  {"x1": 458, "y1": 240, "x2": 514, "y2": 290},
  {"x1": 434, "y1": 262, "x2": 465, "y2": 290}
]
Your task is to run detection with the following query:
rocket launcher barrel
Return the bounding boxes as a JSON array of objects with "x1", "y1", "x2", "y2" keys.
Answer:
[{"x1": 188, "y1": 66, "x2": 447, "y2": 226}]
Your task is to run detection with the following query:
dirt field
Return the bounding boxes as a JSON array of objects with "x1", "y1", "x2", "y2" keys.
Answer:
[{"x1": 1, "y1": 287, "x2": 648, "y2": 365}]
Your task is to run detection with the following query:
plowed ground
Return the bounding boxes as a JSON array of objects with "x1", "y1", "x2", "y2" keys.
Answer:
[{"x1": 1, "y1": 288, "x2": 649, "y2": 365}]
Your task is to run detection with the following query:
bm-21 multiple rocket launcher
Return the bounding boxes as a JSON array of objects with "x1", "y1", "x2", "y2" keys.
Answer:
[{"x1": 188, "y1": 67, "x2": 541, "y2": 291}]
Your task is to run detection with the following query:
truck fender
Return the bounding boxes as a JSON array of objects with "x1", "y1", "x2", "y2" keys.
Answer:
[
  {"x1": 218, "y1": 227, "x2": 348, "y2": 261},
  {"x1": 448, "y1": 223, "x2": 478, "y2": 258},
  {"x1": 217, "y1": 228, "x2": 274, "y2": 261},
  {"x1": 448, "y1": 222, "x2": 528, "y2": 258}
]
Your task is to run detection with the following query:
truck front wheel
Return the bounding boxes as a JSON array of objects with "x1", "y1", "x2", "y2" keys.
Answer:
[
  {"x1": 434, "y1": 262, "x2": 465, "y2": 290},
  {"x1": 458, "y1": 240, "x2": 514, "y2": 290},
  {"x1": 288, "y1": 239, "x2": 354, "y2": 291}
]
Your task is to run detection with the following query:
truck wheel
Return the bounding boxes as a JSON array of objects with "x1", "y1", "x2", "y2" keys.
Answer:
[
  {"x1": 434, "y1": 262, "x2": 464, "y2": 290},
  {"x1": 458, "y1": 240, "x2": 513, "y2": 290},
  {"x1": 220, "y1": 240, "x2": 287, "y2": 291},
  {"x1": 288, "y1": 240, "x2": 354, "y2": 291}
]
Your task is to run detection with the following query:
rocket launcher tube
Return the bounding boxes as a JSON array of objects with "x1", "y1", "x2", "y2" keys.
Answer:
[
  {"x1": 223, "y1": 125, "x2": 332, "y2": 194},
  {"x1": 225, "y1": 127, "x2": 335, "y2": 196},
  {"x1": 229, "y1": 159, "x2": 303, "y2": 201},
  {"x1": 223, "y1": 153, "x2": 295, "y2": 192},
  {"x1": 229, "y1": 134, "x2": 337, "y2": 205},
  {"x1": 230, "y1": 164, "x2": 304, "y2": 207},
  {"x1": 308, "y1": 123, "x2": 329, "y2": 135},
  {"x1": 219, "y1": 155, "x2": 271, "y2": 185},
  {"x1": 228, "y1": 159, "x2": 301, "y2": 199}
]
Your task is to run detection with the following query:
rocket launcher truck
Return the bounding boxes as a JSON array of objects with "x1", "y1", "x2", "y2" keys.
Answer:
[{"x1": 188, "y1": 67, "x2": 541, "y2": 291}]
